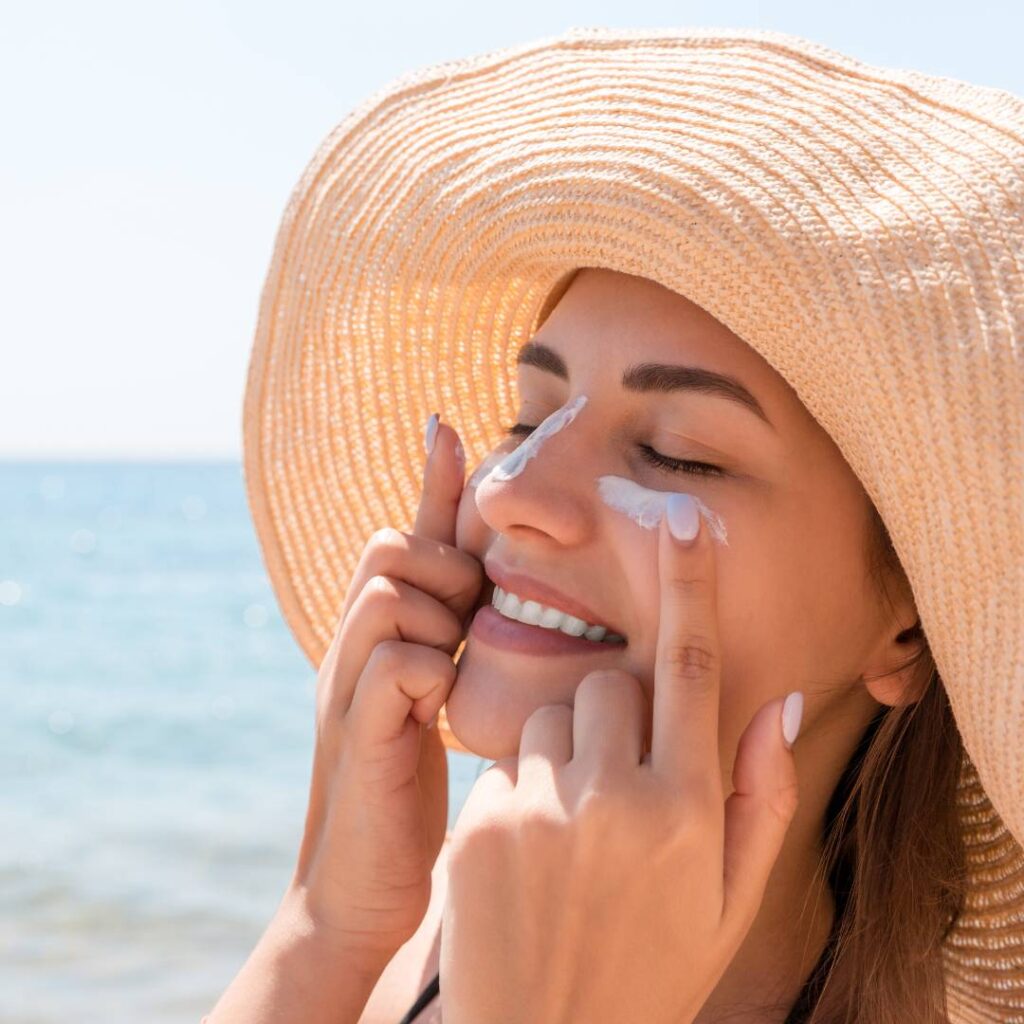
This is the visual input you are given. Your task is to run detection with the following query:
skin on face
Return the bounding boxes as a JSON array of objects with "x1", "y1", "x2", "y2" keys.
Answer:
[
  {"x1": 448, "y1": 266, "x2": 922, "y2": 1015},
  {"x1": 453, "y1": 266, "x2": 916, "y2": 755}
]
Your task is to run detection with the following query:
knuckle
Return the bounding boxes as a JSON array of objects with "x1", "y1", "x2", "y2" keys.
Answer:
[
  {"x1": 365, "y1": 638, "x2": 405, "y2": 676},
  {"x1": 518, "y1": 802, "x2": 566, "y2": 845},
  {"x1": 360, "y1": 528, "x2": 407, "y2": 576},
  {"x1": 574, "y1": 783, "x2": 625, "y2": 832},
  {"x1": 768, "y1": 779, "x2": 800, "y2": 827},
  {"x1": 449, "y1": 813, "x2": 509, "y2": 866},
  {"x1": 669, "y1": 574, "x2": 711, "y2": 600},
  {"x1": 363, "y1": 573, "x2": 401, "y2": 606},
  {"x1": 664, "y1": 637, "x2": 718, "y2": 681},
  {"x1": 368, "y1": 526, "x2": 407, "y2": 554}
]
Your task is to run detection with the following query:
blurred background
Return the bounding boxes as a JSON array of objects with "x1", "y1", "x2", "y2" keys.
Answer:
[{"x1": 2, "y1": 2, "x2": 1021, "y2": 1021}]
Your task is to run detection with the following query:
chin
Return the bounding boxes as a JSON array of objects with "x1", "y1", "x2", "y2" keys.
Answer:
[
  {"x1": 444, "y1": 696, "x2": 519, "y2": 761},
  {"x1": 445, "y1": 636, "x2": 583, "y2": 760}
]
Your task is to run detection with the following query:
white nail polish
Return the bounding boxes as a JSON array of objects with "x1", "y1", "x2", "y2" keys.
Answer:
[
  {"x1": 666, "y1": 492, "x2": 700, "y2": 542},
  {"x1": 781, "y1": 691, "x2": 804, "y2": 748},
  {"x1": 424, "y1": 413, "x2": 439, "y2": 455}
]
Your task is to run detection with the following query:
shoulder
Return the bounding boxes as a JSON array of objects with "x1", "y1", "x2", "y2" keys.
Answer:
[{"x1": 356, "y1": 832, "x2": 452, "y2": 1024}]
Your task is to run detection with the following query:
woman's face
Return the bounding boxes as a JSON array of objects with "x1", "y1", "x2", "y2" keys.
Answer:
[{"x1": 450, "y1": 267, "x2": 894, "y2": 769}]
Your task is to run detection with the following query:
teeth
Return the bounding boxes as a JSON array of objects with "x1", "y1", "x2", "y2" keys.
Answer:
[{"x1": 490, "y1": 585, "x2": 624, "y2": 644}]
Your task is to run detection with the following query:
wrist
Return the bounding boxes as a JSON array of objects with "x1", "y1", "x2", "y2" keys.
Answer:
[
  {"x1": 276, "y1": 883, "x2": 399, "y2": 982},
  {"x1": 201, "y1": 886, "x2": 398, "y2": 1024}
]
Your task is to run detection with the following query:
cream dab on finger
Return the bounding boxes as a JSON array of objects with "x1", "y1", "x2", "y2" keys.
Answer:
[{"x1": 596, "y1": 475, "x2": 729, "y2": 545}]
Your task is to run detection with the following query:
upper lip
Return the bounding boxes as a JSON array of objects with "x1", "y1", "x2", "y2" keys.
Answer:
[{"x1": 481, "y1": 557, "x2": 627, "y2": 638}]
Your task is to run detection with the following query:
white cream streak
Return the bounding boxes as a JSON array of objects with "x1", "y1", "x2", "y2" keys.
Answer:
[
  {"x1": 470, "y1": 394, "x2": 589, "y2": 487},
  {"x1": 596, "y1": 475, "x2": 729, "y2": 545},
  {"x1": 467, "y1": 451, "x2": 504, "y2": 489},
  {"x1": 464, "y1": 400, "x2": 727, "y2": 546}
]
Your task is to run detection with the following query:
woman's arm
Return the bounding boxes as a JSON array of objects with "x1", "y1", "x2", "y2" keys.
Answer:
[{"x1": 200, "y1": 885, "x2": 396, "y2": 1024}]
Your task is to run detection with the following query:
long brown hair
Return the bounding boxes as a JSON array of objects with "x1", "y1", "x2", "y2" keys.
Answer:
[{"x1": 796, "y1": 504, "x2": 969, "y2": 1023}]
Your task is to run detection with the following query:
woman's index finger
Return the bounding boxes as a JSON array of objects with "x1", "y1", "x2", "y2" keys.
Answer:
[{"x1": 650, "y1": 496, "x2": 724, "y2": 799}]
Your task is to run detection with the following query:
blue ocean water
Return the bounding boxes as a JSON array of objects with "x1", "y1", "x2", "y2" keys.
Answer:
[{"x1": 0, "y1": 460, "x2": 491, "y2": 1024}]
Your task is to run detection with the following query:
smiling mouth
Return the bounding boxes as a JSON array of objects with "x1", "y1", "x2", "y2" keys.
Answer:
[{"x1": 468, "y1": 581, "x2": 626, "y2": 643}]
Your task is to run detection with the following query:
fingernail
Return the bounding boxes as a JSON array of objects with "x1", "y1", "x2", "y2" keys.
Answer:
[
  {"x1": 454, "y1": 438, "x2": 466, "y2": 475},
  {"x1": 424, "y1": 413, "x2": 439, "y2": 456},
  {"x1": 666, "y1": 493, "x2": 700, "y2": 543},
  {"x1": 426, "y1": 710, "x2": 439, "y2": 730},
  {"x1": 781, "y1": 691, "x2": 804, "y2": 749}
]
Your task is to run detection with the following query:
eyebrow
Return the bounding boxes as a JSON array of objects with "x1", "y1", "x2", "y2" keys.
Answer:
[{"x1": 516, "y1": 340, "x2": 776, "y2": 432}]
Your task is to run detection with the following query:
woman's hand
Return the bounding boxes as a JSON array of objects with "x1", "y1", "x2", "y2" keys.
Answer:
[
  {"x1": 290, "y1": 415, "x2": 484, "y2": 967},
  {"x1": 439, "y1": 495, "x2": 804, "y2": 1024}
]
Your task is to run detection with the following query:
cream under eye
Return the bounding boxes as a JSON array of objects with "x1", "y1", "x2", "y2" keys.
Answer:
[{"x1": 502, "y1": 422, "x2": 725, "y2": 479}]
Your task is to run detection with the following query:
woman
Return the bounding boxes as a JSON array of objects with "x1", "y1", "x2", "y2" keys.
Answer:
[{"x1": 204, "y1": 26, "x2": 1023, "y2": 1023}]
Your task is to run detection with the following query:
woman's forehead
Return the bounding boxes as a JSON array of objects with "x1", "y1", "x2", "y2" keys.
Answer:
[
  {"x1": 542, "y1": 269, "x2": 772, "y2": 373},
  {"x1": 530, "y1": 274, "x2": 795, "y2": 419}
]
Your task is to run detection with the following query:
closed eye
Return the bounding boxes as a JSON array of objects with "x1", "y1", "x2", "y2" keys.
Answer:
[{"x1": 502, "y1": 422, "x2": 725, "y2": 479}]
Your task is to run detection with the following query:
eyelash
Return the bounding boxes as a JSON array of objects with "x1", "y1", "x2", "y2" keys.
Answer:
[{"x1": 501, "y1": 422, "x2": 725, "y2": 478}]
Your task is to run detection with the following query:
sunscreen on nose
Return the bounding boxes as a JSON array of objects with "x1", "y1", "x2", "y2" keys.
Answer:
[
  {"x1": 596, "y1": 474, "x2": 729, "y2": 545},
  {"x1": 477, "y1": 394, "x2": 588, "y2": 485},
  {"x1": 467, "y1": 451, "x2": 505, "y2": 489}
]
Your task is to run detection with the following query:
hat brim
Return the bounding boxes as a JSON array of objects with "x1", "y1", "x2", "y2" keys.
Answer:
[{"x1": 242, "y1": 26, "x2": 1024, "y2": 1020}]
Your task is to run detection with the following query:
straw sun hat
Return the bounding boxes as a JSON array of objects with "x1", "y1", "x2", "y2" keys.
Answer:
[{"x1": 241, "y1": 25, "x2": 1023, "y2": 1021}]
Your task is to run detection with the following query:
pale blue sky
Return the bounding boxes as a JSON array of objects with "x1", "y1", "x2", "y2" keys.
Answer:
[{"x1": 3, "y1": 1, "x2": 1020, "y2": 458}]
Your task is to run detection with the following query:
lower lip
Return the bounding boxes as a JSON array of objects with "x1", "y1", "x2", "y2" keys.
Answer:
[{"x1": 469, "y1": 604, "x2": 626, "y2": 657}]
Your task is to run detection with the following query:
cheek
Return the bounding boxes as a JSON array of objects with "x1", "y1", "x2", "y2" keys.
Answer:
[
  {"x1": 716, "y1": 518, "x2": 874, "y2": 695},
  {"x1": 618, "y1": 528, "x2": 778, "y2": 720}
]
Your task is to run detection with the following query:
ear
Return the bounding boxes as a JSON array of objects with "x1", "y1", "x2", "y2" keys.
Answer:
[{"x1": 861, "y1": 614, "x2": 929, "y2": 707}]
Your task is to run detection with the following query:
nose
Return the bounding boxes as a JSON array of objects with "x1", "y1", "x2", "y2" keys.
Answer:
[
  {"x1": 488, "y1": 395, "x2": 588, "y2": 482},
  {"x1": 472, "y1": 395, "x2": 596, "y2": 545}
]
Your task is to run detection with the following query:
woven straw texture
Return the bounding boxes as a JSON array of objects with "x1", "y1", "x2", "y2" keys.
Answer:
[{"x1": 241, "y1": 26, "x2": 1024, "y2": 1020}]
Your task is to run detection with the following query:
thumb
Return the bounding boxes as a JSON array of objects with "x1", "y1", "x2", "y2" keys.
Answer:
[
  {"x1": 720, "y1": 691, "x2": 803, "y2": 939},
  {"x1": 413, "y1": 412, "x2": 466, "y2": 545}
]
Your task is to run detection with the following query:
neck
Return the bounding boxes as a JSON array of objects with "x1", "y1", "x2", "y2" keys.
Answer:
[
  {"x1": 695, "y1": 694, "x2": 875, "y2": 1023},
  {"x1": 697, "y1": 833, "x2": 836, "y2": 1023}
]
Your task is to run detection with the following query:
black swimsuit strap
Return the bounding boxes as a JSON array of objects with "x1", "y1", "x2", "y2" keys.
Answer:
[
  {"x1": 396, "y1": 970, "x2": 440, "y2": 1024},
  {"x1": 395, "y1": 938, "x2": 833, "y2": 1024},
  {"x1": 396, "y1": 909, "x2": 841, "y2": 1024}
]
